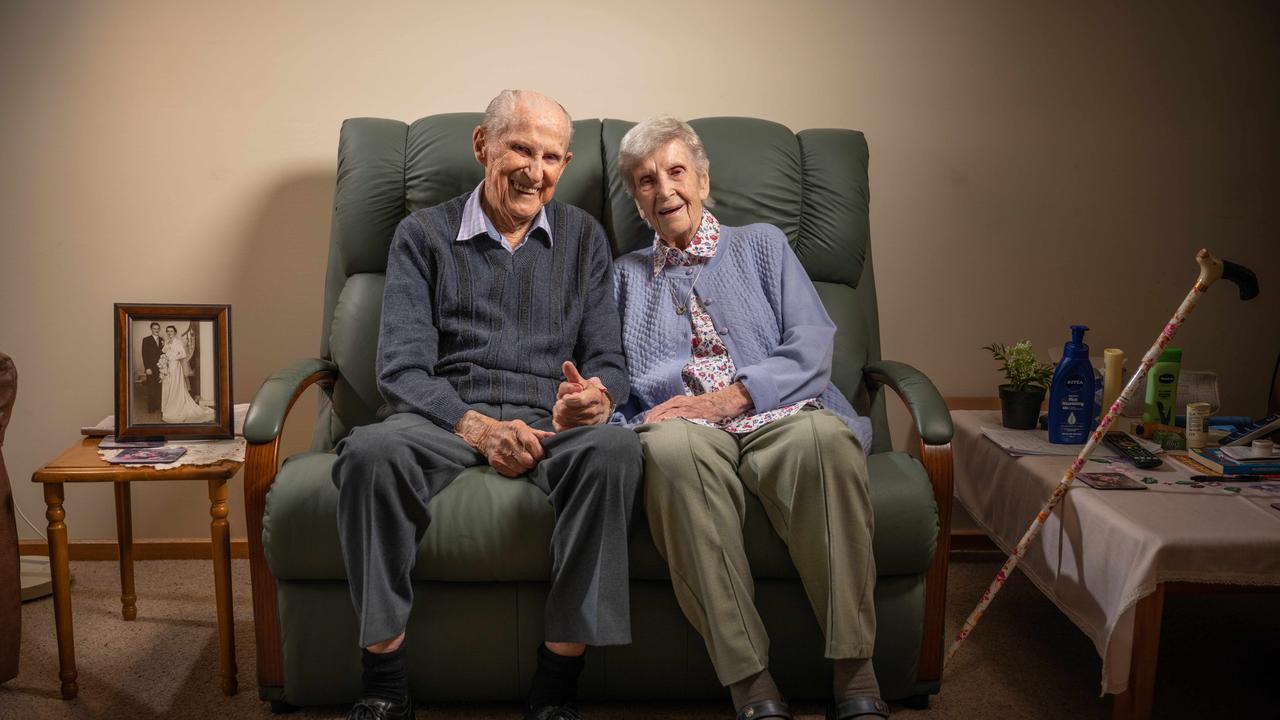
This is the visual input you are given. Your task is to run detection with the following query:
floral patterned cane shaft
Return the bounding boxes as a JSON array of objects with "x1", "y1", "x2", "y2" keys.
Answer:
[{"x1": 945, "y1": 278, "x2": 1211, "y2": 666}]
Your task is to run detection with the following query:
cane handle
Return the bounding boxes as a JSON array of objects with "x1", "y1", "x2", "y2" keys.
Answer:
[{"x1": 1195, "y1": 249, "x2": 1224, "y2": 288}]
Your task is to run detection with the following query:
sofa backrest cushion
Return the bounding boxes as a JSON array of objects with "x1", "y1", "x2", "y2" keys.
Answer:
[
  {"x1": 601, "y1": 118, "x2": 868, "y2": 289},
  {"x1": 319, "y1": 115, "x2": 889, "y2": 452}
]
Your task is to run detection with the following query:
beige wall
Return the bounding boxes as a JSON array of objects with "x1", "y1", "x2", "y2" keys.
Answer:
[{"x1": 2, "y1": 1, "x2": 1277, "y2": 543}]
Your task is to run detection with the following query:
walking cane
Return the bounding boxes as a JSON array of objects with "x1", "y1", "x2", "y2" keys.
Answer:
[{"x1": 945, "y1": 249, "x2": 1260, "y2": 668}]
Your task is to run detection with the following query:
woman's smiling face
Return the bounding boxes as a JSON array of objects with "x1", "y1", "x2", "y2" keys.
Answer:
[{"x1": 629, "y1": 139, "x2": 710, "y2": 249}]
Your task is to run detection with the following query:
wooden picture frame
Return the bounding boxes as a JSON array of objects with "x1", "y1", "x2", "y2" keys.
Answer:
[{"x1": 114, "y1": 303, "x2": 233, "y2": 440}]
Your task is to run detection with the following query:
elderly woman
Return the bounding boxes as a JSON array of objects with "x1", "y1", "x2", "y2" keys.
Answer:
[{"x1": 611, "y1": 117, "x2": 886, "y2": 720}]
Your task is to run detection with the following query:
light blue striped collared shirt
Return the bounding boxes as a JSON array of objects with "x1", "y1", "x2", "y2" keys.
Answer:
[{"x1": 454, "y1": 182, "x2": 553, "y2": 253}]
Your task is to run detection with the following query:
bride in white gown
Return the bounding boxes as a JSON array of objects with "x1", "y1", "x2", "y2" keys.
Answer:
[{"x1": 160, "y1": 325, "x2": 215, "y2": 423}]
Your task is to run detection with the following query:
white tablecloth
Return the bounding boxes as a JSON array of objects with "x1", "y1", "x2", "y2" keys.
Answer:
[{"x1": 951, "y1": 410, "x2": 1280, "y2": 695}]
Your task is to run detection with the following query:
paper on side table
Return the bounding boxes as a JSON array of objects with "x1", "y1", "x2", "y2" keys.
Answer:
[{"x1": 980, "y1": 427, "x2": 1161, "y2": 457}]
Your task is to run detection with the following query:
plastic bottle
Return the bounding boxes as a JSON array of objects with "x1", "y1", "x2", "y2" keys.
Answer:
[
  {"x1": 1048, "y1": 325, "x2": 1096, "y2": 444},
  {"x1": 1100, "y1": 349, "x2": 1125, "y2": 417},
  {"x1": 1143, "y1": 348, "x2": 1182, "y2": 427}
]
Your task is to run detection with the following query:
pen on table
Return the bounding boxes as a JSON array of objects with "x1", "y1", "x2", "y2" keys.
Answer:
[{"x1": 1189, "y1": 475, "x2": 1261, "y2": 482}]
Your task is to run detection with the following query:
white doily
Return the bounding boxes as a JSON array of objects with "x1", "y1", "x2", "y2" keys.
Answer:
[{"x1": 98, "y1": 437, "x2": 247, "y2": 470}]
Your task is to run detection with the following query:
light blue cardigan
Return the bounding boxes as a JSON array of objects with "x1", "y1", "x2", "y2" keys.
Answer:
[{"x1": 612, "y1": 222, "x2": 873, "y2": 450}]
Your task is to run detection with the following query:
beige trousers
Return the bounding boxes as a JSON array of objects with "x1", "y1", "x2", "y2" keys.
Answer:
[{"x1": 638, "y1": 409, "x2": 876, "y2": 685}]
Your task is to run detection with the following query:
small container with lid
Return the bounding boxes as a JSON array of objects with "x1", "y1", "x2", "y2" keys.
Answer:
[{"x1": 1185, "y1": 401, "x2": 1211, "y2": 449}]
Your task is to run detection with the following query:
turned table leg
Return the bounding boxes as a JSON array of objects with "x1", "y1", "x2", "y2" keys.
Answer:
[
  {"x1": 208, "y1": 478, "x2": 238, "y2": 695},
  {"x1": 44, "y1": 483, "x2": 78, "y2": 699},
  {"x1": 113, "y1": 482, "x2": 137, "y2": 620}
]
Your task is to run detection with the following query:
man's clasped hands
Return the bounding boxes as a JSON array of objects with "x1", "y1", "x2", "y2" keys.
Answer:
[{"x1": 454, "y1": 362, "x2": 611, "y2": 477}]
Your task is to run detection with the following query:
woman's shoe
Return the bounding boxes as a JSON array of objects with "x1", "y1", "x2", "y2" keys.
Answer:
[
  {"x1": 736, "y1": 698, "x2": 792, "y2": 720},
  {"x1": 826, "y1": 696, "x2": 889, "y2": 719}
]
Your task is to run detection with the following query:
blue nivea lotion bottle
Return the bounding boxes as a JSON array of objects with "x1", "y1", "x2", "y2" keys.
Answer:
[{"x1": 1048, "y1": 325, "x2": 1096, "y2": 444}]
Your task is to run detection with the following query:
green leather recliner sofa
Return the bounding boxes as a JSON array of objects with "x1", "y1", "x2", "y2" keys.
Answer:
[{"x1": 243, "y1": 114, "x2": 955, "y2": 712}]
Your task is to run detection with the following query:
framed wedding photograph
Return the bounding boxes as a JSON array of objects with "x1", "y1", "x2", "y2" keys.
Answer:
[{"x1": 114, "y1": 303, "x2": 233, "y2": 440}]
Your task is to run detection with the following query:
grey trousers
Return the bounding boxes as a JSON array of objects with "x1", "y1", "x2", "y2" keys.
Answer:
[
  {"x1": 638, "y1": 410, "x2": 876, "y2": 685},
  {"x1": 332, "y1": 404, "x2": 643, "y2": 648}
]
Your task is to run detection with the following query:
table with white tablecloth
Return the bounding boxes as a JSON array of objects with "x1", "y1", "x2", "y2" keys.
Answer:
[{"x1": 950, "y1": 410, "x2": 1280, "y2": 702}]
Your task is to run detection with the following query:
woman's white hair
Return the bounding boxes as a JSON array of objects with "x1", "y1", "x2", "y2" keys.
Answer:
[
  {"x1": 617, "y1": 115, "x2": 714, "y2": 206},
  {"x1": 481, "y1": 89, "x2": 574, "y2": 145}
]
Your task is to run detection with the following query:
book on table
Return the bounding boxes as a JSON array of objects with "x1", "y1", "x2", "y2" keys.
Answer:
[
  {"x1": 1219, "y1": 444, "x2": 1280, "y2": 462},
  {"x1": 1187, "y1": 447, "x2": 1280, "y2": 475},
  {"x1": 81, "y1": 403, "x2": 251, "y2": 437}
]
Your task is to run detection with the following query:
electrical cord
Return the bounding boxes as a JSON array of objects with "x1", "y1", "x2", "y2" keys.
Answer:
[{"x1": 14, "y1": 499, "x2": 47, "y2": 541}]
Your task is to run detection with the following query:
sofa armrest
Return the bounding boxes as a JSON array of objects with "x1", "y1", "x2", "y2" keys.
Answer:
[
  {"x1": 244, "y1": 358, "x2": 338, "y2": 444},
  {"x1": 243, "y1": 356, "x2": 335, "y2": 692},
  {"x1": 863, "y1": 360, "x2": 953, "y2": 446},
  {"x1": 864, "y1": 359, "x2": 954, "y2": 687}
]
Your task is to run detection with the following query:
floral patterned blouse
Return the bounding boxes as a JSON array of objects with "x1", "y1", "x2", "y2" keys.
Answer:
[{"x1": 652, "y1": 210, "x2": 820, "y2": 434}]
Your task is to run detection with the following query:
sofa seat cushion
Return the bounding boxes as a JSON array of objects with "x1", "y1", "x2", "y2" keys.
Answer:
[
  {"x1": 629, "y1": 450, "x2": 936, "y2": 580},
  {"x1": 264, "y1": 448, "x2": 936, "y2": 582},
  {"x1": 864, "y1": 451, "x2": 939, "y2": 575},
  {"x1": 264, "y1": 452, "x2": 555, "y2": 582}
]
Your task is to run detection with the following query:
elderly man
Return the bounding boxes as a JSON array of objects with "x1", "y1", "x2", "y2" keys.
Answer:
[{"x1": 332, "y1": 90, "x2": 642, "y2": 720}]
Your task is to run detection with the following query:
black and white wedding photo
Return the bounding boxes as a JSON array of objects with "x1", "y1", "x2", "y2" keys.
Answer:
[
  {"x1": 130, "y1": 319, "x2": 215, "y2": 425},
  {"x1": 113, "y1": 303, "x2": 233, "y2": 439}
]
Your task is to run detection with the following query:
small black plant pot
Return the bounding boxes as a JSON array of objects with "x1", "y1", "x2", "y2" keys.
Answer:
[{"x1": 999, "y1": 385, "x2": 1045, "y2": 429}]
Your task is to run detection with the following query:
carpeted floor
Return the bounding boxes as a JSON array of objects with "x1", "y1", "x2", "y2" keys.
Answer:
[{"x1": 1, "y1": 555, "x2": 1276, "y2": 719}]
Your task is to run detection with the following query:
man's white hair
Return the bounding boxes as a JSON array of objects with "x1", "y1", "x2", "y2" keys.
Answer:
[
  {"x1": 617, "y1": 114, "x2": 714, "y2": 207},
  {"x1": 481, "y1": 89, "x2": 574, "y2": 147}
]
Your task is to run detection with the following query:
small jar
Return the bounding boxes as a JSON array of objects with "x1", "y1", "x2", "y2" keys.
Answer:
[{"x1": 1185, "y1": 402, "x2": 1211, "y2": 449}]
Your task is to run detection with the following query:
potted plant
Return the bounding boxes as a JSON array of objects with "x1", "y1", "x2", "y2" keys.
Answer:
[{"x1": 983, "y1": 340, "x2": 1055, "y2": 429}]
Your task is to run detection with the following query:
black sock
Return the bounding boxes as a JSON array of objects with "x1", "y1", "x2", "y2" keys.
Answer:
[
  {"x1": 729, "y1": 668, "x2": 781, "y2": 712},
  {"x1": 527, "y1": 644, "x2": 585, "y2": 709},
  {"x1": 361, "y1": 646, "x2": 408, "y2": 703},
  {"x1": 833, "y1": 657, "x2": 880, "y2": 703}
]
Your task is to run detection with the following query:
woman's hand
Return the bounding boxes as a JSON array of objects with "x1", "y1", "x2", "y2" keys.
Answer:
[
  {"x1": 456, "y1": 411, "x2": 555, "y2": 478},
  {"x1": 644, "y1": 382, "x2": 753, "y2": 424}
]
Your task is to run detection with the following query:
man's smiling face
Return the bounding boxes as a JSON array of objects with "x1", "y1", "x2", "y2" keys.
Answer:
[{"x1": 473, "y1": 95, "x2": 573, "y2": 235}]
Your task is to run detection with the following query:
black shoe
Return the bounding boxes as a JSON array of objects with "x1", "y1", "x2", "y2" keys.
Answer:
[
  {"x1": 346, "y1": 695, "x2": 416, "y2": 720},
  {"x1": 736, "y1": 699, "x2": 792, "y2": 720},
  {"x1": 826, "y1": 696, "x2": 889, "y2": 719},
  {"x1": 525, "y1": 704, "x2": 581, "y2": 720}
]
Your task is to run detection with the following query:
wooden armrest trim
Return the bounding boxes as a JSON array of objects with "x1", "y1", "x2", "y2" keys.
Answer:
[
  {"x1": 244, "y1": 368, "x2": 332, "y2": 689},
  {"x1": 916, "y1": 441, "x2": 954, "y2": 686}
]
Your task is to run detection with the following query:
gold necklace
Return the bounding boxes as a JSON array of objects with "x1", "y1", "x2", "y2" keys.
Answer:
[{"x1": 664, "y1": 261, "x2": 705, "y2": 316}]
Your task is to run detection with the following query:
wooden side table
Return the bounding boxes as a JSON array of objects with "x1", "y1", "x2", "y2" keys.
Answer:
[{"x1": 31, "y1": 438, "x2": 242, "y2": 699}]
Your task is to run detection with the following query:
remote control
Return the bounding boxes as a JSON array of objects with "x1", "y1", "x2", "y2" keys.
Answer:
[{"x1": 1103, "y1": 432, "x2": 1162, "y2": 469}]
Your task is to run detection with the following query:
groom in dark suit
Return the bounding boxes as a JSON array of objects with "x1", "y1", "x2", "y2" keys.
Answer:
[{"x1": 141, "y1": 322, "x2": 164, "y2": 413}]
